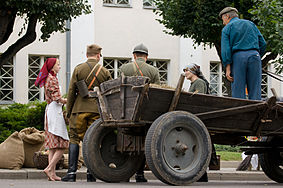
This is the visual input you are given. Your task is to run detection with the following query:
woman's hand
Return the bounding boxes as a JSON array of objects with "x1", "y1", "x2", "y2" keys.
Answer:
[{"x1": 61, "y1": 98, "x2": 67, "y2": 104}]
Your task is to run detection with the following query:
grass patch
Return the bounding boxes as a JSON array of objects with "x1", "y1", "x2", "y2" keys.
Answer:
[{"x1": 217, "y1": 151, "x2": 242, "y2": 161}]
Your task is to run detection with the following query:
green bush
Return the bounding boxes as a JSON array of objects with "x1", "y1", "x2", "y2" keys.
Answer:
[
  {"x1": 0, "y1": 101, "x2": 47, "y2": 143},
  {"x1": 215, "y1": 144, "x2": 241, "y2": 152}
]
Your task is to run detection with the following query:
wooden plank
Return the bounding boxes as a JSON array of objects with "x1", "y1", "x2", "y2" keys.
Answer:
[
  {"x1": 252, "y1": 96, "x2": 277, "y2": 136},
  {"x1": 195, "y1": 102, "x2": 266, "y2": 120},
  {"x1": 169, "y1": 74, "x2": 185, "y2": 111}
]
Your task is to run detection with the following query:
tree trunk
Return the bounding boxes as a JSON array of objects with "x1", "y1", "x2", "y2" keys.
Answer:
[
  {"x1": 0, "y1": 14, "x2": 38, "y2": 68},
  {"x1": 0, "y1": 9, "x2": 16, "y2": 45}
]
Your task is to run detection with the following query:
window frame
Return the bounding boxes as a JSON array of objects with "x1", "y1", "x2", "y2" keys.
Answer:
[
  {"x1": 103, "y1": 0, "x2": 132, "y2": 8},
  {"x1": 0, "y1": 56, "x2": 15, "y2": 104},
  {"x1": 143, "y1": 0, "x2": 157, "y2": 9}
]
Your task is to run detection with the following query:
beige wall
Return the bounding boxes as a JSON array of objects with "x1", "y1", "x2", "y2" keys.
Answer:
[{"x1": 92, "y1": 0, "x2": 180, "y2": 86}]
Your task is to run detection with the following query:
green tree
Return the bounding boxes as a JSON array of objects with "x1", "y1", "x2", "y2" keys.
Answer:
[
  {"x1": 249, "y1": 0, "x2": 283, "y2": 73},
  {"x1": 154, "y1": 0, "x2": 281, "y2": 71},
  {"x1": 0, "y1": 0, "x2": 91, "y2": 68}
]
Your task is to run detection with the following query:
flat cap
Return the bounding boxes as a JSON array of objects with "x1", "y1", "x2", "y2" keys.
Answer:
[
  {"x1": 87, "y1": 44, "x2": 102, "y2": 55},
  {"x1": 219, "y1": 7, "x2": 238, "y2": 18},
  {"x1": 133, "y1": 43, "x2": 148, "y2": 55}
]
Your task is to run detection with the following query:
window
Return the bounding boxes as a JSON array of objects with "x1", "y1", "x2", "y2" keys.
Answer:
[
  {"x1": 210, "y1": 61, "x2": 269, "y2": 98},
  {"x1": 103, "y1": 0, "x2": 131, "y2": 7},
  {"x1": 209, "y1": 62, "x2": 228, "y2": 96},
  {"x1": 143, "y1": 0, "x2": 157, "y2": 9},
  {"x1": 147, "y1": 60, "x2": 169, "y2": 84},
  {"x1": 28, "y1": 55, "x2": 58, "y2": 101},
  {"x1": 103, "y1": 58, "x2": 169, "y2": 84},
  {"x1": 103, "y1": 58, "x2": 130, "y2": 79},
  {"x1": 0, "y1": 57, "x2": 14, "y2": 102}
]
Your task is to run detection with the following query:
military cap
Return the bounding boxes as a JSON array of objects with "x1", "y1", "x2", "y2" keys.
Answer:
[
  {"x1": 87, "y1": 44, "x2": 102, "y2": 56},
  {"x1": 133, "y1": 43, "x2": 148, "y2": 55},
  {"x1": 219, "y1": 7, "x2": 238, "y2": 18}
]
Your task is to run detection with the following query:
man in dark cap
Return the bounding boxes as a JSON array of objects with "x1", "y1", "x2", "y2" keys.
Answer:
[
  {"x1": 120, "y1": 43, "x2": 160, "y2": 84},
  {"x1": 62, "y1": 44, "x2": 112, "y2": 182},
  {"x1": 219, "y1": 7, "x2": 266, "y2": 100}
]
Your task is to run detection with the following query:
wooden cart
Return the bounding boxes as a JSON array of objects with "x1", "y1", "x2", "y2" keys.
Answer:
[{"x1": 82, "y1": 75, "x2": 283, "y2": 185}]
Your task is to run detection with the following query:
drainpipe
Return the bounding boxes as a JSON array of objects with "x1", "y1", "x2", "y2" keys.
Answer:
[{"x1": 66, "y1": 20, "x2": 71, "y2": 91}]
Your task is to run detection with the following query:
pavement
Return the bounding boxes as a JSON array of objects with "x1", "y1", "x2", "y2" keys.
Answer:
[{"x1": 0, "y1": 161, "x2": 271, "y2": 182}]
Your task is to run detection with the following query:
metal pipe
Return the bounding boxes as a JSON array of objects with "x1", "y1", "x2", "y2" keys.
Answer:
[{"x1": 66, "y1": 20, "x2": 71, "y2": 91}]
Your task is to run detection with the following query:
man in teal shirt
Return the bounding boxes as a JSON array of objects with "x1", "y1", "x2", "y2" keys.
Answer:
[{"x1": 219, "y1": 7, "x2": 266, "y2": 100}]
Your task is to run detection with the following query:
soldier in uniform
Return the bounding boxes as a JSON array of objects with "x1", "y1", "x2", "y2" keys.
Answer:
[
  {"x1": 120, "y1": 44, "x2": 161, "y2": 182},
  {"x1": 120, "y1": 43, "x2": 160, "y2": 84},
  {"x1": 62, "y1": 44, "x2": 112, "y2": 182}
]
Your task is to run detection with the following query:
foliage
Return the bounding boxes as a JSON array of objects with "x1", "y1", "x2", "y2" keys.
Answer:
[
  {"x1": 0, "y1": 0, "x2": 92, "y2": 67},
  {"x1": 153, "y1": 0, "x2": 254, "y2": 53},
  {"x1": 153, "y1": 0, "x2": 282, "y2": 72},
  {"x1": 215, "y1": 144, "x2": 241, "y2": 152},
  {"x1": 0, "y1": 101, "x2": 46, "y2": 143},
  {"x1": 249, "y1": 0, "x2": 283, "y2": 73}
]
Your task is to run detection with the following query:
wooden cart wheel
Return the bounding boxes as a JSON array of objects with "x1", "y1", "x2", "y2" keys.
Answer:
[
  {"x1": 82, "y1": 119, "x2": 144, "y2": 182},
  {"x1": 259, "y1": 136, "x2": 283, "y2": 183},
  {"x1": 145, "y1": 111, "x2": 212, "y2": 185}
]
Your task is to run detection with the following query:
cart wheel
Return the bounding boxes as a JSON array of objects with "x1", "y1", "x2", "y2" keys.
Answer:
[
  {"x1": 259, "y1": 136, "x2": 283, "y2": 183},
  {"x1": 145, "y1": 111, "x2": 212, "y2": 185},
  {"x1": 83, "y1": 119, "x2": 144, "y2": 182}
]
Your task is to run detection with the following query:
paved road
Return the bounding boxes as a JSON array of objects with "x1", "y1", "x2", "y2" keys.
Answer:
[{"x1": 0, "y1": 179, "x2": 280, "y2": 188}]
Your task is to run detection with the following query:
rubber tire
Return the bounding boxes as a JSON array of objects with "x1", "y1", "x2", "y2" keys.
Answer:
[
  {"x1": 259, "y1": 136, "x2": 283, "y2": 183},
  {"x1": 83, "y1": 118, "x2": 144, "y2": 182},
  {"x1": 145, "y1": 111, "x2": 212, "y2": 185}
]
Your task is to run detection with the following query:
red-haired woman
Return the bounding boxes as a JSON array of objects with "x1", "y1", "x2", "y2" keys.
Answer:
[{"x1": 35, "y1": 58, "x2": 69, "y2": 181}]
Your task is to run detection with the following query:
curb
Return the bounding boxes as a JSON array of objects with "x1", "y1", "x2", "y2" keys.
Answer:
[{"x1": 0, "y1": 167, "x2": 271, "y2": 182}]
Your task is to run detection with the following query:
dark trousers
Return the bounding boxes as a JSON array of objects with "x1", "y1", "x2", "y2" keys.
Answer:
[{"x1": 231, "y1": 50, "x2": 262, "y2": 100}]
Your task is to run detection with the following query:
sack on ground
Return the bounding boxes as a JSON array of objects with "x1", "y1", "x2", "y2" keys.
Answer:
[
  {"x1": 0, "y1": 132, "x2": 24, "y2": 169},
  {"x1": 19, "y1": 127, "x2": 45, "y2": 167}
]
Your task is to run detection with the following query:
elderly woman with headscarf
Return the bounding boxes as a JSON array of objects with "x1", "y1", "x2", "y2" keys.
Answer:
[
  {"x1": 183, "y1": 63, "x2": 210, "y2": 94},
  {"x1": 35, "y1": 58, "x2": 69, "y2": 181}
]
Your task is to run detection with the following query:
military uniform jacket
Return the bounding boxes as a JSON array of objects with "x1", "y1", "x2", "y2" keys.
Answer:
[
  {"x1": 120, "y1": 58, "x2": 160, "y2": 84},
  {"x1": 66, "y1": 58, "x2": 112, "y2": 116}
]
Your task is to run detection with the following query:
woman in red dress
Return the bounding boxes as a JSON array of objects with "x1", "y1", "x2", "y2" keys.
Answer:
[{"x1": 35, "y1": 58, "x2": 69, "y2": 181}]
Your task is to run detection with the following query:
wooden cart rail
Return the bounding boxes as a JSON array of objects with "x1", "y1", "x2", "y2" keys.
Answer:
[{"x1": 90, "y1": 76, "x2": 283, "y2": 137}]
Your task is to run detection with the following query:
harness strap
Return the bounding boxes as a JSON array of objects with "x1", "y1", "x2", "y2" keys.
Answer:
[{"x1": 88, "y1": 65, "x2": 103, "y2": 90}]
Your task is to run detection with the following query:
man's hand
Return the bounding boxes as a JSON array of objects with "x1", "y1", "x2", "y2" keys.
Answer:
[{"x1": 226, "y1": 64, "x2": 234, "y2": 82}]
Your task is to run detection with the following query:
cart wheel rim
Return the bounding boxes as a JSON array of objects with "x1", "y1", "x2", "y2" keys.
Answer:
[{"x1": 162, "y1": 122, "x2": 202, "y2": 172}]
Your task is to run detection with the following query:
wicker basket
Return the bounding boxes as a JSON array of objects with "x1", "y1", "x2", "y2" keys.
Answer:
[{"x1": 33, "y1": 151, "x2": 64, "y2": 170}]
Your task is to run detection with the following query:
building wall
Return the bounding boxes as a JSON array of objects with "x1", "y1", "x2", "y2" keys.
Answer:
[
  {"x1": 70, "y1": 0, "x2": 180, "y2": 86},
  {"x1": 0, "y1": 16, "x2": 66, "y2": 104}
]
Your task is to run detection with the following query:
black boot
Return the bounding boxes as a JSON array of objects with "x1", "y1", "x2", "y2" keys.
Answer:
[
  {"x1": 135, "y1": 174, "x2": 147, "y2": 182},
  {"x1": 61, "y1": 143, "x2": 79, "y2": 182},
  {"x1": 197, "y1": 172, "x2": 208, "y2": 182},
  {"x1": 87, "y1": 170, "x2": 96, "y2": 182},
  {"x1": 135, "y1": 158, "x2": 147, "y2": 182}
]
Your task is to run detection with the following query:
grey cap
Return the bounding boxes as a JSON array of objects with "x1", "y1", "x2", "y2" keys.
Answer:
[
  {"x1": 133, "y1": 43, "x2": 148, "y2": 55},
  {"x1": 219, "y1": 7, "x2": 238, "y2": 18}
]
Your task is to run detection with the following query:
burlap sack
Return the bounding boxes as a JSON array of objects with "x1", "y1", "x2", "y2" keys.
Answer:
[
  {"x1": 0, "y1": 132, "x2": 24, "y2": 169},
  {"x1": 19, "y1": 127, "x2": 45, "y2": 167}
]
